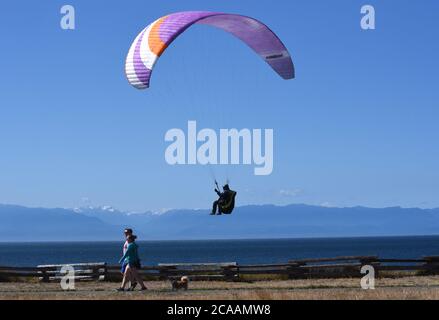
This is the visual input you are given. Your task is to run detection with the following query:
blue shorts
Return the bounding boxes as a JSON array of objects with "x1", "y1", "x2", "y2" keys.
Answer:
[{"x1": 121, "y1": 262, "x2": 128, "y2": 274}]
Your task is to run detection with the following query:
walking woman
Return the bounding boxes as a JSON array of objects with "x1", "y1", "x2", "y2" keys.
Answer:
[{"x1": 117, "y1": 235, "x2": 147, "y2": 291}]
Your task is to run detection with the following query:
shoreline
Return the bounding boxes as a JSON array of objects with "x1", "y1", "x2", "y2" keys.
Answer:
[{"x1": 2, "y1": 234, "x2": 439, "y2": 244}]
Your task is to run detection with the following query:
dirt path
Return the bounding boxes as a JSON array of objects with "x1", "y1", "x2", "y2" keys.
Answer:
[{"x1": 1, "y1": 276, "x2": 439, "y2": 300}]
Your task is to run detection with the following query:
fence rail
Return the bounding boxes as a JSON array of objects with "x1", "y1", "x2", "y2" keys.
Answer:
[{"x1": 1, "y1": 255, "x2": 439, "y2": 282}]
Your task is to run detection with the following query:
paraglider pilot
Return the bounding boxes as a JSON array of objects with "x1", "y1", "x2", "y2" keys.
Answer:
[{"x1": 211, "y1": 182, "x2": 236, "y2": 215}]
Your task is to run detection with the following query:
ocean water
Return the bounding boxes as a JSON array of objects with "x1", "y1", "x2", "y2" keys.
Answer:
[{"x1": 1, "y1": 236, "x2": 439, "y2": 267}]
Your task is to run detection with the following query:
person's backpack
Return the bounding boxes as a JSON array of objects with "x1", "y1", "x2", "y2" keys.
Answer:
[{"x1": 219, "y1": 191, "x2": 237, "y2": 214}]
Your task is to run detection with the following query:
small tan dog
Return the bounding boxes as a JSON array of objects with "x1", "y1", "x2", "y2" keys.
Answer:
[{"x1": 171, "y1": 276, "x2": 189, "y2": 291}]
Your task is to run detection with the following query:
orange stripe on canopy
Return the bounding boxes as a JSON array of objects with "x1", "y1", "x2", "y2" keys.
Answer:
[{"x1": 149, "y1": 17, "x2": 168, "y2": 57}]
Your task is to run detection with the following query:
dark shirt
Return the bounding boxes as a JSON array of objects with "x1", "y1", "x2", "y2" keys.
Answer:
[{"x1": 216, "y1": 189, "x2": 233, "y2": 201}]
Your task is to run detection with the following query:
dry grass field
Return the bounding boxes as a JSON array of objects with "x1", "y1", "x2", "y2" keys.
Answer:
[{"x1": 1, "y1": 275, "x2": 439, "y2": 300}]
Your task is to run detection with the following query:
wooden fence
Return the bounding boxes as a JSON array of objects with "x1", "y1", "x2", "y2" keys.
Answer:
[
  {"x1": 37, "y1": 263, "x2": 107, "y2": 282},
  {"x1": 1, "y1": 255, "x2": 439, "y2": 282},
  {"x1": 0, "y1": 263, "x2": 106, "y2": 282}
]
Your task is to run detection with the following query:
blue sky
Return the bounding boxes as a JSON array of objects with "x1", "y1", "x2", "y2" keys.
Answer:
[{"x1": 0, "y1": 1, "x2": 438, "y2": 211}]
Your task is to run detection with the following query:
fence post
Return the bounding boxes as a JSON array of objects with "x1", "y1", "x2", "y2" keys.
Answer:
[
  {"x1": 222, "y1": 264, "x2": 239, "y2": 282},
  {"x1": 101, "y1": 263, "x2": 107, "y2": 281},
  {"x1": 287, "y1": 262, "x2": 302, "y2": 279},
  {"x1": 40, "y1": 268, "x2": 49, "y2": 283},
  {"x1": 424, "y1": 256, "x2": 439, "y2": 275},
  {"x1": 159, "y1": 266, "x2": 171, "y2": 280}
]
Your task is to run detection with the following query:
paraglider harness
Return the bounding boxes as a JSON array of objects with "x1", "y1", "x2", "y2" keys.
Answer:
[{"x1": 215, "y1": 181, "x2": 237, "y2": 214}]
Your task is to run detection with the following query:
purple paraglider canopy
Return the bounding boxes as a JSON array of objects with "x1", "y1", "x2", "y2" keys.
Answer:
[{"x1": 125, "y1": 11, "x2": 295, "y2": 89}]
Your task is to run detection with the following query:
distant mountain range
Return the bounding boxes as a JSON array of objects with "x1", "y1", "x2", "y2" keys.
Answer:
[{"x1": 1, "y1": 203, "x2": 439, "y2": 241}]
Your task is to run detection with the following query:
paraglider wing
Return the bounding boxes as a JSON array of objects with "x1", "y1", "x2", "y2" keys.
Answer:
[{"x1": 125, "y1": 11, "x2": 295, "y2": 89}]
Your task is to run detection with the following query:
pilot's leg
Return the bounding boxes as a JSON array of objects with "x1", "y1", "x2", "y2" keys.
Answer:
[
  {"x1": 216, "y1": 199, "x2": 224, "y2": 215},
  {"x1": 211, "y1": 200, "x2": 219, "y2": 215}
]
